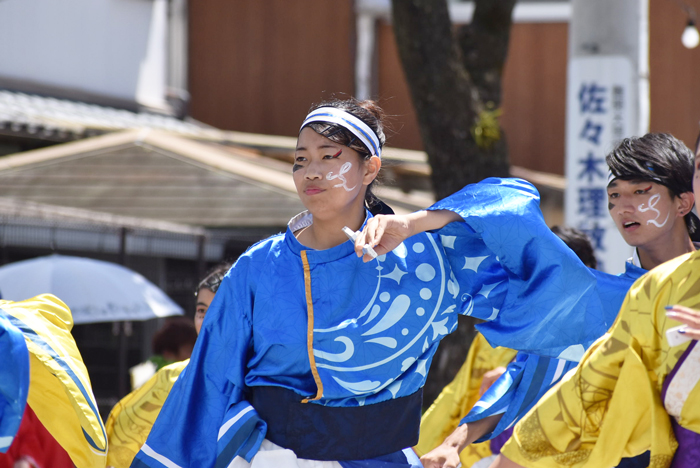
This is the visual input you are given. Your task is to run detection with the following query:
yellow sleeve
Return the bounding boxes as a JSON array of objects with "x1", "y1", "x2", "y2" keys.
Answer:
[
  {"x1": 106, "y1": 359, "x2": 188, "y2": 468},
  {"x1": 415, "y1": 333, "x2": 516, "y2": 466},
  {"x1": 502, "y1": 270, "x2": 680, "y2": 468},
  {"x1": 2, "y1": 294, "x2": 108, "y2": 468}
]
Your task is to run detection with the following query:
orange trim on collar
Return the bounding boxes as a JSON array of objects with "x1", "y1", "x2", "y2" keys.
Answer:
[{"x1": 300, "y1": 250, "x2": 324, "y2": 403}]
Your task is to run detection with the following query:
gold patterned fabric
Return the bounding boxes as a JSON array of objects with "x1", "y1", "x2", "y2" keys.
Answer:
[
  {"x1": 106, "y1": 359, "x2": 188, "y2": 468},
  {"x1": 414, "y1": 333, "x2": 517, "y2": 466},
  {"x1": 502, "y1": 250, "x2": 700, "y2": 468}
]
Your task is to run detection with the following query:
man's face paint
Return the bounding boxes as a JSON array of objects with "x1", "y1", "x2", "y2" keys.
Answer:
[
  {"x1": 638, "y1": 192, "x2": 671, "y2": 228},
  {"x1": 607, "y1": 179, "x2": 679, "y2": 247},
  {"x1": 607, "y1": 182, "x2": 651, "y2": 212}
]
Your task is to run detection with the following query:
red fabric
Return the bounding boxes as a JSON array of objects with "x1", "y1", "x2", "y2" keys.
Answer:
[{"x1": 0, "y1": 405, "x2": 73, "y2": 468}]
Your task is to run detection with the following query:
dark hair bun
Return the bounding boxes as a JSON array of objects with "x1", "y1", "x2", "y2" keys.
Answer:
[{"x1": 357, "y1": 100, "x2": 386, "y2": 124}]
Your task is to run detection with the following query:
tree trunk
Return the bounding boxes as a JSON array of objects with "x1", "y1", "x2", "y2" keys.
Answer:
[
  {"x1": 391, "y1": 0, "x2": 516, "y2": 408},
  {"x1": 391, "y1": 0, "x2": 514, "y2": 200}
]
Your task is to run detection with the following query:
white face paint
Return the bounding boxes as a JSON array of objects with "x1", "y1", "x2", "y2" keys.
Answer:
[
  {"x1": 638, "y1": 193, "x2": 671, "y2": 228},
  {"x1": 326, "y1": 162, "x2": 357, "y2": 191}
]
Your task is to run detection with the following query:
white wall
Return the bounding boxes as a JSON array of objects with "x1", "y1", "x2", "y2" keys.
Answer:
[{"x1": 0, "y1": 0, "x2": 169, "y2": 109}]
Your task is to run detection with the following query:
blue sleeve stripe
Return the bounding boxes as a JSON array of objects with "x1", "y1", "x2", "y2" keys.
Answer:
[
  {"x1": 137, "y1": 443, "x2": 184, "y2": 468},
  {"x1": 485, "y1": 357, "x2": 578, "y2": 441},
  {"x1": 470, "y1": 394, "x2": 510, "y2": 414},
  {"x1": 218, "y1": 405, "x2": 254, "y2": 440},
  {"x1": 461, "y1": 359, "x2": 526, "y2": 424},
  {"x1": 460, "y1": 354, "x2": 575, "y2": 442},
  {"x1": 215, "y1": 415, "x2": 261, "y2": 467},
  {"x1": 517, "y1": 355, "x2": 550, "y2": 414},
  {"x1": 239, "y1": 423, "x2": 265, "y2": 461}
]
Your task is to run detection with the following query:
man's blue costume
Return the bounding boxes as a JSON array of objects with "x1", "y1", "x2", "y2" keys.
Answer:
[{"x1": 461, "y1": 263, "x2": 647, "y2": 446}]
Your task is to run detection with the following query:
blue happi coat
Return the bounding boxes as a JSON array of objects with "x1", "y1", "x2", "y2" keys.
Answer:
[
  {"x1": 132, "y1": 178, "x2": 626, "y2": 468},
  {"x1": 462, "y1": 262, "x2": 648, "y2": 444}
]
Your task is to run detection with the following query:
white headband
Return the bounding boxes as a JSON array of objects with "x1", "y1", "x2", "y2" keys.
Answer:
[
  {"x1": 607, "y1": 170, "x2": 616, "y2": 184},
  {"x1": 607, "y1": 165, "x2": 663, "y2": 185},
  {"x1": 300, "y1": 107, "x2": 382, "y2": 158}
]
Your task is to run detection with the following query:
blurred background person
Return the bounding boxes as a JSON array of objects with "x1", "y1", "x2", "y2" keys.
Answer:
[
  {"x1": 106, "y1": 263, "x2": 231, "y2": 468},
  {"x1": 129, "y1": 317, "x2": 198, "y2": 390}
]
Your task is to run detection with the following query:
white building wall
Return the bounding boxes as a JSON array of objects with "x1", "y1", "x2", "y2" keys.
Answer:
[{"x1": 0, "y1": 0, "x2": 169, "y2": 110}]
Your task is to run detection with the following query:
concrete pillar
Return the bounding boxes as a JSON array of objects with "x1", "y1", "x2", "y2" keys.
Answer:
[{"x1": 564, "y1": 0, "x2": 648, "y2": 273}]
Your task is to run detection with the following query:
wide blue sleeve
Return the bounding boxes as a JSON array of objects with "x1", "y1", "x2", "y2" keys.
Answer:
[
  {"x1": 131, "y1": 257, "x2": 266, "y2": 468},
  {"x1": 450, "y1": 257, "x2": 644, "y2": 443},
  {"x1": 428, "y1": 178, "x2": 602, "y2": 359},
  {"x1": 460, "y1": 352, "x2": 577, "y2": 442},
  {"x1": 0, "y1": 311, "x2": 29, "y2": 453}
]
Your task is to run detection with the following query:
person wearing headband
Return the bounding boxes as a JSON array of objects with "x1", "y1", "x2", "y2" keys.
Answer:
[
  {"x1": 299, "y1": 102, "x2": 394, "y2": 216},
  {"x1": 132, "y1": 98, "x2": 648, "y2": 468},
  {"x1": 481, "y1": 133, "x2": 699, "y2": 468},
  {"x1": 421, "y1": 133, "x2": 699, "y2": 468},
  {"x1": 606, "y1": 133, "x2": 699, "y2": 268}
]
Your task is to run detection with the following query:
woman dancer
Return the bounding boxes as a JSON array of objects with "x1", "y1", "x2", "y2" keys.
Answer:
[{"x1": 132, "y1": 98, "x2": 624, "y2": 468}]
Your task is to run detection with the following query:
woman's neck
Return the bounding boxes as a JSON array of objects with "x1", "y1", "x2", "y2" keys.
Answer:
[
  {"x1": 636, "y1": 224, "x2": 695, "y2": 270},
  {"x1": 296, "y1": 206, "x2": 367, "y2": 251}
]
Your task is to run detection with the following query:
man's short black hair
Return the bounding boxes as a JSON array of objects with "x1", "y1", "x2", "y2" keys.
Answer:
[{"x1": 606, "y1": 133, "x2": 698, "y2": 236}]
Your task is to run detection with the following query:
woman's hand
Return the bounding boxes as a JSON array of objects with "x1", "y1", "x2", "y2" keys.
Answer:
[
  {"x1": 665, "y1": 305, "x2": 700, "y2": 340},
  {"x1": 420, "y1": 424, "x2": 468, "y2": 468},
  {"x1": 353, "y1": 214, "x2": 412, "y2": 261},
  {"x1": 420, "y1": 443, "x2": 463, "y2": 468},
  {"x1": 420, "y1": 415, "x2": 502, "y2": 468},
  {"x1": 355, "y1": 210, "x2": 462, "y2": 262}
]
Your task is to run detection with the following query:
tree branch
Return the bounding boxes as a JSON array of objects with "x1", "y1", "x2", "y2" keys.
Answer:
[
  {"x1": 457, "y1": 0, "x2": 516, "y2": 106},
  {"x1": 391, "y1": 0, "x2": 480, "y2": 198}
]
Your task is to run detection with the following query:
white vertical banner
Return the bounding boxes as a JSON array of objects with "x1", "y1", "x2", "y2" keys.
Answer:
[{"x1": 565, "y1": 56, "x2": 635, "y2": 274}]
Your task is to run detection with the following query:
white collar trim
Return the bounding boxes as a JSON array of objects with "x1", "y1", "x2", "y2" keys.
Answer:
[{"x1": 629, "y1": 242, "x2": 700, "y2": 269}]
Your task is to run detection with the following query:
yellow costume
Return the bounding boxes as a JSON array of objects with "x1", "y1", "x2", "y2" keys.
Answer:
[
  {"x1": 1, "y1": 295, "x2": 108, "y2": 468},
  {"x1": 106, "y1": 359, "x2": 188, "y2": 468},
  {"x1": 414, "y1": 333, "x2": 517, "y2": 466},
  {"x1": 502, "y1": 250, "x2": 700, "y2": 468}
]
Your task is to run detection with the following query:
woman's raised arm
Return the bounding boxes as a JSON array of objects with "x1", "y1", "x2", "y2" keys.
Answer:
[{"x1": 354, "y1": 210, "x2": 462, "y2": 261}]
